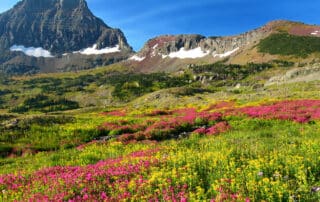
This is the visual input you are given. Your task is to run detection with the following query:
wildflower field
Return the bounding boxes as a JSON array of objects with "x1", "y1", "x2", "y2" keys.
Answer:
[{"x1": 0, "y1": 99, "x2": 319, "y2": 201}]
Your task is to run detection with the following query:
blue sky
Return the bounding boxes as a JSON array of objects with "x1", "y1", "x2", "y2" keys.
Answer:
[{"x1": 1, "y1": 0, "x2": 320, "y2": 51}]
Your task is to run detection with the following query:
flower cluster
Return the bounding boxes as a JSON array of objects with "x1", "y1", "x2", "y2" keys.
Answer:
[
  {"x1": 193, "y1": 121, "x2": 230, "y2": 135},
  {"x1": 99, "y1": 120, "x2": 148, "y2": 136},
  {"x1": 0, "y1": 149, "x2": 160, "y2": 201},
  {"x1": 1, "y1": 99, "x2": 320, "y2": 201},
  {"x1": 100, "y1": 108, "x2": 226, "y2": 142},
  {"x1": 228, "y1": 100, "x2": 320, "y2": 123}
]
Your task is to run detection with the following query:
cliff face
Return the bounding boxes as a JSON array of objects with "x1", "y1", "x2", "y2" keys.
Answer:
[
  {"x1": 136, "y1": 21, "x2": 280, "y2": 59},
  {"x1": 0, "y1": 0, "x2": 131, "y2": 54},
  {"x1": 126, "y1": 24, "x2": 271, "y2": 72},
  {"x1": 0, "y1": 0, "x2": 133, "y2": 75}
]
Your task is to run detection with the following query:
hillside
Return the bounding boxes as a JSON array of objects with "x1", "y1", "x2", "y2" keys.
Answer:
[
  {"x1": 0, "y1": 61, "x2": 320, "y2": 201},
  {"x1": 0, "y1": 66, "x2": 320, "y2": 201}
]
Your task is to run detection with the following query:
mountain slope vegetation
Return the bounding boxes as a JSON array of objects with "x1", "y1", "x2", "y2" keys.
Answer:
[{"x1": 258, "y1": 33, "x2": 320, "y2": 57}]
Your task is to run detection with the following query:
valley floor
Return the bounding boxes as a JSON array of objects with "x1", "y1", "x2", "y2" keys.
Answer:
[{"x1": 0, "y1": 63, "x2": 320, "y2": 201}]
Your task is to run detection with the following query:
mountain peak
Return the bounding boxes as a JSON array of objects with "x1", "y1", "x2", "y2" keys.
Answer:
[
  {"x1": 0, "y1": 0, "x2": 133, "y2": 75},
  {"x1": 0, "y1": 0, "x2": 131, "y2": 54},
  {"x1": 59, "y1": 0, "x2": 87, "y2": 9},
  {"x1": 20, "y1": 0, "x2": 87, "y2": 10}
]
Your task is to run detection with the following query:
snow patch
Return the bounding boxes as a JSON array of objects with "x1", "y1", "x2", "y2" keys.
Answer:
[
  {"x1": 10, "y1": 45, "x2": 53, "y2": 58},
  {"x1": 213, "y1": 47, "x2": 239, "y2": 58},
  {"x1": 311, "y1": 30, "x2": 320, "y2": 35},
  {"x1": 151, "y1": 44, "x2": 159, "y2": 57},
  {"x1": 163, "y1": 47, "x2": 209, "y2": 59},
  {"x1": 77, "y1": 44, "x2": 121, "y2": 55},
  {"x1": 152, "y1": 44, "x2": 159, "y2": 49},
  {"x1": 129, "y1": 55, "x2": 145, "y2": 62}
]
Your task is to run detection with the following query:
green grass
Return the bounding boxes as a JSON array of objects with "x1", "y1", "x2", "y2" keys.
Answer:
[
  {"x1": 10, "y1": 94, "x2": 80, "y2": 113},
  {"x1": 0, "y1": 70, "x2": 192, "y2": 112},
  {"x1": 258, "y1": 33, "x2": 320, "y2": 57},
  {"x1": 0, "y1": 141, "x2": 153, "y2": 174},
  {"x1": 0, "y1": 114, "x2": 108, "y2": 153}
]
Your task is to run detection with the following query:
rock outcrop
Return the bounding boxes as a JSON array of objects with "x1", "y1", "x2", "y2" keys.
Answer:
[{"x1": 265, "y1": 64, "x2": 320, "y2": 86}]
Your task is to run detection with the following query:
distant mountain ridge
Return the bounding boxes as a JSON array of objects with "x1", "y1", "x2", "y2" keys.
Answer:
[
  {"x1": 127, "y1": 20, "x2": 320, "y2": 72},
  {"x1": 0, "y1": 0, "x2": 320, "y2": 76}
]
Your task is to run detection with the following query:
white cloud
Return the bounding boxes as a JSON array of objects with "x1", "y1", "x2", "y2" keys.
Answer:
[
  {"x1": 163, "y1": 47, "x2": 209, "y2": 59},
  {"x1": 77, "y1": 44, "x2": 121, "y2": 55},
  {"x1": 10, "y1": 45, "x2": 54, "y2": 58}
]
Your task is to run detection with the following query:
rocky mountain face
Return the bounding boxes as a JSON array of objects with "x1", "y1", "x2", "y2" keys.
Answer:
[
  {"x1": 137, "y1": 30, "x2": 263, "y2": 58},
  {"x1": 129, "y1": 21, "x2": 275, "y2": 62},
  {"x1": 1, "y1": 2, "x2": 319, "y2": 77},
  {"x1": 0, "y1": 0, "x2": 132, "y2": 75},
  {"x1": 128, "y1": 20, "x2": 320, "y2": 72}
]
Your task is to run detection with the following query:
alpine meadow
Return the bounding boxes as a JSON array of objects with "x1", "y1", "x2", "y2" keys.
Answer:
[{"x1": 0, "y1": 0, "x2": 319, "y2": 201}]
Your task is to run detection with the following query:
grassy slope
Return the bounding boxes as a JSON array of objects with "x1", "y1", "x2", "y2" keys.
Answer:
[
  {"x1": 258, "y1": 33, "x2": 320, "y2": 58},
  {"x1": 0, "y1": 59, "x2": 320, "y2": 200},
  {"x1": 0, "y1": 60, "x2": 320, "y2": 152},
  {"x1": 0, "y1": 63, "x2": 192, "y2": 112}
]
